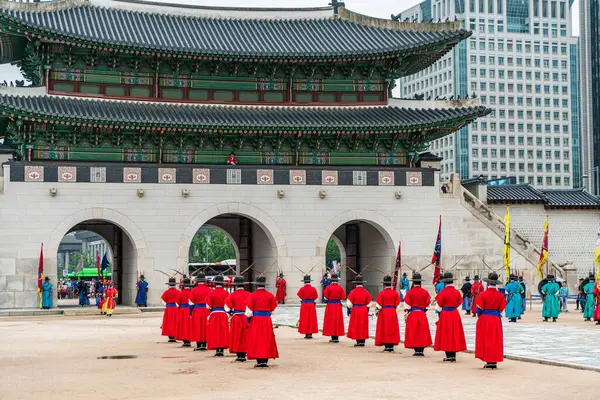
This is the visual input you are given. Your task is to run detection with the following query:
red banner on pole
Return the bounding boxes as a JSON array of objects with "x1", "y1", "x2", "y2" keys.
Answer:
[
  {"x1": 392, "y1": 242, "x2": 401, "y2": 290},
  {"x1": 431, "y1": 216, "x2": 442, "y2": 284}
]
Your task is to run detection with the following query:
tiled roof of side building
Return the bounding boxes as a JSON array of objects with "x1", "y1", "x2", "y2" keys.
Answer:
[
  {"x1": 0, "y1": 1, "x2": 469, "y2": 63},
  {"x1": 539, "y1": 189, "x2": 600, "y2": 209},
  {"x1": 486, "y1": 184, "x2": 547, "y2": 204},
  {"x1": 0, "y1": 93, "x2": 490, "y2": 133}
]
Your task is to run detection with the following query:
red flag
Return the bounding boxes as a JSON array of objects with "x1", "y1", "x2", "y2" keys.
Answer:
[
  {"x1": 392, "y1": 242, "x2": 402, "y2": 290},
  {"x1": 431, "y1": 216, "x2": 442, "y2": 284},
  {"x1": 96, "y1": 252, "x2": 101, "y2": 279},
  {"x1": 37, "y1": 243, "x2": 44, "y2": 308}
]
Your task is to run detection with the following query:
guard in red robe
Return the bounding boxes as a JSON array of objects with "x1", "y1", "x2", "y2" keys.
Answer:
[
  {"x1": 189, "y1": 273, "x2": 211, "y2": 351},
  {"x1": 246, "y1": 276, "x2": 279, "y2": 368},
  {"x1": 206, "y1": 275, "x2": 230, "y2": 357},
  {"x1": 297, "y1": 274, "x2": 319, "y2": 338},
  {"x1": 176, "y1": 278, "x2": 193, "y2": 347},
  {"x1": 275, "y1": 273, "x2": 287, "y2": 304},
  {"x1": 322, "y1": 273, "x2": 346, "y2": 343},
  {"x1": 404, "y1": 273, "x2": 432, "y2": 356},
  {"x1": 225, "y1": 276, "x2": 251, "y2": 362},
  {"x1": 347, "y1": 275, "x2": 372, "y2": 347},
  {"x1": 434, "y1": 272, "x2": 467, "y2": 362},
  {"x1": 160, "y1": 277, "x2": 180, "y2": 342},
  {"x1": 475, "y1": 272, "x2": 507, "y2": 369},
  {"x1": 594, "y1": 284, "x2": 600, "y2": 324},
  {"x1": 374, "y1": 275, "x2": 401, "y2": 352},
  {"x1": 470, "y1": 275, "x2": 484, "y2": 317}
]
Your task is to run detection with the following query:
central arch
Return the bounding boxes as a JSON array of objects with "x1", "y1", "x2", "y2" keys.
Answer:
[{"x1": 179, "y1": 202, "x2": 288, "y2": 287}]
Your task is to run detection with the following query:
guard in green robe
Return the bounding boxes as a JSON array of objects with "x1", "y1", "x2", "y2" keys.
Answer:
[
  {"x1": 41, "y1": 277, "x2": 53, "y2": 309},
  {"x1": 541, "y1": 275, "x2": 560, "y2": 322},
  {"x1": 505, "y1": 274, "x2": 524, "y2": 322},
  {"x1": 583, "y1": 273, "x2": 596, "y2": 321}
]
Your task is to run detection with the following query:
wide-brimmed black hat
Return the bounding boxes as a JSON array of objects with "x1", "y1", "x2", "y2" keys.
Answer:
[
  {"x1": 484, "y1": 272, "x2": 503, "y2": 285},
  {"x1": 302, "y1": 275, "x2": 312, "y2": 283},
  {"x1": 182, "y1": 278, "x2": 192, "y2": 287},
  {"x1": 411, "y1": 273, "x2": 423, "y2": 283},
  {"x1": 383, "y1": 275, "x2": 392, "y2": 286},
  {"x1": 166, "y1": 277, "x2": 176, "y2": 286},
  {"x1": 195, "y1": 272, "x2": 206, "y2": 283},
  {"x1": 547, "y1": 274, "x2": 555, "y2": 281},
  {"x1": 352, "y1": 275, "x2": 366, "y2": 284},
  {"x1": 232, "y1": 276, "x2": 247, "y2": 286},
  {"x1": 509, "y1": 274, "x2": 517, "y2": 281},
  {"x1": 589, "y1": 272, "x2": 595, "y2": 279},
  {"x1": 474, "y1": 275, "x2": 480, "y2": 281},
  {"x1": 465, "y1": 276, "x2": 471, "y2": 281},
  {"x1": 278, "y1": 273, "x2": 284, "y2": 278},
  {"x1": 139, "y1": 275, "x2": 145, "y2": 280},
  {"x1": 44, "y1": 277, "x2": 50, "y2": 281},
  {"x1": 252, "y1": 276, "x2": 267, "y2": 286},
  {"x1": 518, "y1": 276, "x2": 524, "y2": 281},
  {"x1": 330, "y1": 274, "x2": 340, "y2": 282},
  {"x1": 441, "y1": 272, "x2": 455, "y2": 283},
  {"x1": 214, "y1": 275, "x2": 225, "y2": 285},
  {"x1": 402, "y1": 272, "x2": 408, "y2": 278}
]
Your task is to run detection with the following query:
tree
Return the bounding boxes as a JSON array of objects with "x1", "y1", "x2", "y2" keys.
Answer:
[
  {"x1": 326, "y1": 238, "x2": 341, "y2": 270},
  {"x1": 189, "y1": 229, "x2": 236, "y2": 263}
]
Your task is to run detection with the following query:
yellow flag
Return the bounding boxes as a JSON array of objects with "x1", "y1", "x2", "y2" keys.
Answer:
[
  {"x1": 536, "y1": 216, "x2": 549, "y2": 280},
  {"x1": 503, "y1": 205, "x2": 511, "y2": 278}
]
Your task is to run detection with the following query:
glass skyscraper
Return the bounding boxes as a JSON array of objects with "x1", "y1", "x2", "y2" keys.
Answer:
[{"x1": 399, "y1": 0, "x2": 579, "y2": 188}]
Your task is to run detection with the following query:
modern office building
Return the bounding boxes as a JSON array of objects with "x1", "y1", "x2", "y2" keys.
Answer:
[
  {"x1": 580, "y1": 0, "x2": 600, "y2": 195},
  {"x1": 399, "y1": 0, "x2": 580, "y2": 188}
]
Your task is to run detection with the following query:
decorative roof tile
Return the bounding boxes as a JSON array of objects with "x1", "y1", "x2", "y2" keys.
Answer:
[
  {"x1": 0, "y1": 93, "x2": 490, "y2": 132},
  {"x1": 487, "y1": 184, "x2": 546, "y2": 204},
  {"x1": 539, "y1": 189, "x2": 600, "y2": 209},
  {"x1": 0, "y1": 3, "x2": 469, "y2": 62},
  {"x1": 487, "y1": 184, "x2": 600, "y2": 209}
]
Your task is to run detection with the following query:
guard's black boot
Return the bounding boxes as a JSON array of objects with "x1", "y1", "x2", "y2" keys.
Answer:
[
  {"x1": 235, "y1": 352, "x2": 247, "y2": 362},
  {"x1": 484, "y1": 362, "x2": 497, "y2": 369},
  {"x1": 552, "y1": 317, "x2": 557, "y2": 322},
  {"x1": 443, "y1": 352, "x2": 456, "y2": 362},
  {"x1": 510, "y1": 318, "x2": 517, "y2": 322},
  {"x1": 201, "y1": 342, "x2": 208, "y2": 351},
  {"x1": 383, "y1": 344, "x2": 394, "y2": 352},
  {"x1": 254, "y1": 358, "x2": 269, "y2": 368},
  {"x1": 214, "y1": 348, "x2": 224, "y2": 357},
  {"x1": 304, "y1": 334, "x2": 313, "y2": 339},
  {"x1": 168, "y1": 336, "x2": 176, "y2": 343},
  {"x1": 413, "y1": 347, "x2": 425, "y2": 357},
  {"x1": 182, "y1": 340, "x2": 191, "y2": 348},
  {"x1": 329, "y1": 336, "x2": 339, "y2": 343},
  {"x1": 194, "y1": 342, "x2": 203, "y2": 351},
  {"x1": 543, "y1": 317, "x2": 549, "y2": 322}
]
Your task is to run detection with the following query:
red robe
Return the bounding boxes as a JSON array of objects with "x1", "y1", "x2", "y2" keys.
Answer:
[
  {"x1": 374, "y1": 287, "x2": 401, "y2": 346},
  {"x1": 434, "y1": 285, "x2": 467, "y2": 352},
  {"x1": 404, "y1": 286, "x2": 433, "y2": 348},
  {"x1": 103, "y1": 287, "x2": 118, "y2": 310},
  {"x1": 225, "y1": 289, "x2": 250, "y2": 354},
  {"x1": 593, "y1": 285, "x2": 600, "y2": 321},
  {"x1": 189, "y1": 283, "x2": 211, "y2": 342},
  {"x1": 206, "y1": 287, "x2": 230, "y2": 350},
  {"x1": 160, "y1": 287, "x2": 180, "y2": 337},
  {"x1": 246, "y1": 288, "x2": 279, "y2": 360},
  {"x1": 322, "y1": 283, "x2": 346, "y2": 337},
  {"x1": 275, "y1": 278, "x2": 287, "y2": 303},
  {"x1": 471, "y1": 281, "x2": 485, "y2": 314},
  {"x1": 475, "y1": 287, "x2": 507, "y2": 363},
  {"x1": 176, "y1": 288, "x2": 192, "y2": 341},
  {"x1": 347, "y1": 286, "x2": 372, "y2": 340},
  {"x1": 297, "y1": 284, "x2": 319, "y2": 334}
]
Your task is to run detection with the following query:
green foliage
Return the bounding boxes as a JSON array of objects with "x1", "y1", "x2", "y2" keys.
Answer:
[
  {"x1": 326, "y1": 238, "x2": 341, "y2": 270},
  {"x1": 189, "y1": 229, "x2": 236, "y2": 263},
  {"x1": 68, "y1": 252, "x2": 96, "y2": 270}
]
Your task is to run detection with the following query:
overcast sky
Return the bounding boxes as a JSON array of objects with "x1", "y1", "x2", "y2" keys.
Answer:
[{"x1": 0, "y1": 0, "x2": 581, "y2": 83}]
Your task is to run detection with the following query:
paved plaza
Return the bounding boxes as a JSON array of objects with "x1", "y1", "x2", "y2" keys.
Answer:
[
  {"x1": 0, "y1": 314, "x2": 597, "y2": 400},
  {"x1": 271, "y1": 304, "x2": 600, "y2": 370}
]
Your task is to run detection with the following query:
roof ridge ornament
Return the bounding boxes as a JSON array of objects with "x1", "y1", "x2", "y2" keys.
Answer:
[{"x1": 328, "y1": 0, "x2": 345, "y2": 15}]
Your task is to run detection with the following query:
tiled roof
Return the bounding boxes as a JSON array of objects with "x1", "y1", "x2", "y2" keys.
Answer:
[
  {"x1": 487, "y1": 184, "x2": 546, "y2": 204},
  {"x1": 487, "y1": 184, "x2": 600, "y2": 209},
  {"x1": 539, "y1": 189, "x2": 600, "y2": 209},
  {"x1": 0, "y1": 94, "x2": 490, "y2": 131},
  {"x1": 0, "y1": 3, "x2": 469, "y2": 61}
]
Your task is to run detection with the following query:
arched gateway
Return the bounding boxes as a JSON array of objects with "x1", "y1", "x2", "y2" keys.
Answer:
[{"x1": 0, "y1": 0, "x2": 494, "y2": 309}]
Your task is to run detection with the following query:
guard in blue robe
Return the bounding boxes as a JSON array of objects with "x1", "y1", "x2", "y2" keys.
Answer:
[
  {"x1": 504, "y1": 274, "x2": 524, "y2": 322},
  {"x1": 41, "y1": 277, "x2": 53, "y2": 309},
  {"x1": 77, "y1": 278, "x2": 90, "y2": 306},
  {"x1": 320, "y1": 274, "x2": 331, "y2": 303},
  {"x1": 435, "y1": 281, "x2": 446, "y2": 294},
  {"x1": 541, "y1": 275, "x2": 560, "y2": 322},
  {"x1": 135, "y1": 275, "x2": 149, "y2": 307},
  {"x1": 583, "y1": 275, "x2": 596, "y2": 321},
  {"x1": 96, "y1": 283, "x2": 104, "y2": 309}
]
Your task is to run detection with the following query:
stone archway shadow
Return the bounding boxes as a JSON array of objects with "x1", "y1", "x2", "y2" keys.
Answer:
[
  {"x1": 177, "y1": 202, "x2": 289, "y2": 269},
  {"x1": 314, "y1": 210, "x2": 401, "y2": 258}
]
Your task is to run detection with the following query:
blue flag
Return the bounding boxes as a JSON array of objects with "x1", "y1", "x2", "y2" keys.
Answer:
[{"x1": 101, "y1": 252, "x2": 110, "y2": 274}]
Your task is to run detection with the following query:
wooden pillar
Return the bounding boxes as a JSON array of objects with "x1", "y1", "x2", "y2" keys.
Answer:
[{"x1": 345, "y1": 223, "x2": 359, "y2": 289}]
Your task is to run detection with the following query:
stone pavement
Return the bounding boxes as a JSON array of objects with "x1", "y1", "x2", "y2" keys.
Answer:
[{"x1": 272, "y1": 305, "x2": 600, "y2": 370}]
